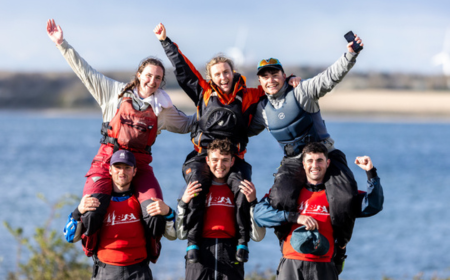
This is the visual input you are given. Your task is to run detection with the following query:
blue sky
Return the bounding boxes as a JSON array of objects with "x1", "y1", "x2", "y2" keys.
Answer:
[{"x1": 1, "y1": 0, "x2": 450, "y2": 74}]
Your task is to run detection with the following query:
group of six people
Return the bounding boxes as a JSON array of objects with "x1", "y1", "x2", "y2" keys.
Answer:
[{"x1": 47, "y1": 19, "x2": 384, "y2": 280}]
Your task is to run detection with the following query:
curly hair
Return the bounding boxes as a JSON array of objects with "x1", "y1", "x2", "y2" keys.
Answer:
[{"x1": 207, "y1": 138, "x2": 236, "y2": 156}]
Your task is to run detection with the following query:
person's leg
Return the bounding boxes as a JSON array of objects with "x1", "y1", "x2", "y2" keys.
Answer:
[
  {"x1": 129, "y1": 162, "x2": 166, "y2": 263},
  {"x1": 217, "y1": 238, "x2": 244, "y2": 280},
  {"x1": 182, "y1": 151, "x2": 212, "y2": 263},
  {"x1": 304, "y1": 261, "x2": 338, "y2": 280},
  {"x1": 125, "y1": 262, "x2": 153, "y2": 280},
  {"x1": 81, "y1": 174, "x2": 111, "y2": 257},
  {"x1": 333, "y1": 243, "x2": 347, "y2": 275},
  {"x1": 227, "y1": 157, "x2": 252, "y2": 262},
  {"x1": 185, "y1": 238, "x2": 215, "y2": 280},
  {"x1": 325, "y1": 149, "x2": 359, "y2": 246},
  {"x1": 276, "y1": 258, "x2": 304, "y2": 280},
  {"x1": 91, "y1": 261, "x2": 119, "y2": 280},
  {"x1": 82, "y1": 145, "x2": 114, "y2": 256},
  {"x1": 269, "y1": 156, "x2": 305, "y2": 212},
  {"x1": 132, "y1": 164, "x2": 164, "y2": 236}
]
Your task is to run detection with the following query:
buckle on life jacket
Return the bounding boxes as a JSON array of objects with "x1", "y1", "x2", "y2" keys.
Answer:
[
  {"x1": 101, "y1": 136, "x2": 152, "y2": 154},
  {"x1": 281, "y1": 135, "x2": 313, "y2": 157}
]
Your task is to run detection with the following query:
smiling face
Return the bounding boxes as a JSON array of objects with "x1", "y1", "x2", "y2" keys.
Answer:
[
  {"x1": 258, "y1": 69, "x2": 287, "y2": 95},
  {"x1": 302, "y1": 152, "x2": 330, "y2": 185},
  {"x1": 137, "y1": 64, "x2": 164, "y2": 98},
  {"x1": 210, "y1": 62, "x2": 235, "y2": 94},
  {"x1": 206, "y1": 149, "x2": 235, "y2": 183},
  {"x1": 109, "y1": 163, "x2": 137, "y2": 192}
]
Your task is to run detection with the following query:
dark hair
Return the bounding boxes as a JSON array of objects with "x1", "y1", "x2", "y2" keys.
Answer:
[
  {"x1": 207, "y1": 138, "x2": 236, "y2": 156},
  {"x1": 301, "y1": 142, "x2": 328, "y2": 161},
  {"x1": 119, "y1": 57, "x2": 166, "y2": 98},
  {"x1": 257, "y1": 67, "x2": 285, "y2": 77}
]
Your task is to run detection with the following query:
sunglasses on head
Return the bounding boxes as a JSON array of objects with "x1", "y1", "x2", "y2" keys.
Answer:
[{"x1": 258, "y1": 58, "x2": 282, "y2": 69}]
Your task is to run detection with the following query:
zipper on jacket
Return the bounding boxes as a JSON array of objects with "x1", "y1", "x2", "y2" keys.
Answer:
[{"x1": 215, "y1": 238, "x2": 218, "y2": 280}]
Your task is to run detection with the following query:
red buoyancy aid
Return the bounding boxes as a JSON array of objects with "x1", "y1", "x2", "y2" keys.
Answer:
[
  {"x1": 202, "y1": 183, "x2": 236, "y2": 238},
  {"x1": 97, "y1": 195, "x2": 147, "y2": 266},
  {"x1": 282, "y1": 189, "x2": 334, "y2": 262},
  {"x1": 106, "y1": 97, "x2": 158, "y2": 154}
]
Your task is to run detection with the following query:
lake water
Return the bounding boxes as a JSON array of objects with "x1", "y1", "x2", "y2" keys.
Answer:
[{"x1": 1, "y1": 111, "x2": 450, "y2": 280}]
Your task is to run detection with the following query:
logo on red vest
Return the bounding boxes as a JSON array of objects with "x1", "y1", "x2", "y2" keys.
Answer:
[
  {"x1": 206, "y1": 194, "x2": 234, "y2": 208},
  {"x1": 299, "y1": 200, "x2": 329, "y2": 216},
  {"x1": 104, "y1": 211, "x2": 140, "y2": 226}
]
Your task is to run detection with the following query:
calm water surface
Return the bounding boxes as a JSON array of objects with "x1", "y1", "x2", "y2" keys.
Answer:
[{"x1": 1, "y1": 111, "x2": 450, "y2": 279}]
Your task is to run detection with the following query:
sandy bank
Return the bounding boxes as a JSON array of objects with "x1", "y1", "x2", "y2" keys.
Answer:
[
  {"x1": 167, "y1": 89, "x2": 450, "y2": 121},
  {"x1": 4, "y1": 89, "x2": 449, "y2": 122}
]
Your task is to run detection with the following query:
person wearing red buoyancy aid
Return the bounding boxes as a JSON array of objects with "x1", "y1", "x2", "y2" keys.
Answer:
[
  {"x1": 47, "y1": 19, "x2": 194, "y2": 256},
  {"x1": 176, "y1": 139, "x2": 266, "y2": 280},
  {"x1": 64, "y1": 150, "x2": 176, "y2": 280},
  {"x1": 153, "y1": 23, "x2": 300, "y2": 264}
]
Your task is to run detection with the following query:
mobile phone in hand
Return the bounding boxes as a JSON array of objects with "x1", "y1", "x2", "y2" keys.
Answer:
[{"x1": 344, "y1": 31, "x2": 363, "y2": 52}]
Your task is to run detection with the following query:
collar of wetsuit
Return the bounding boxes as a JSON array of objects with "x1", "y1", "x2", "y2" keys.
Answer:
[
  {"x1": 266, "y1": 82, "x2": 289, "y2": 101},
  {"x1": 112, "y1": 189, "x2": 133, "y2": 198},
  {"x1": 305, "y1": 182, "x2": 325, "y2": 192}
]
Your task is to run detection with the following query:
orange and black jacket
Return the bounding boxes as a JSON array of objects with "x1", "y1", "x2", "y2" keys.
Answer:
[{"x1": 160, "y1": 37, "x2": 265, "y2": 157}]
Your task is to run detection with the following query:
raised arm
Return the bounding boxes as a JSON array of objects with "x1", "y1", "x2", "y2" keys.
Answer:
[
  {"x1": 46, "y1": 19, "x2": 125, "y2": 114},
  {"x1": 46, "y1": 19, "x2": 64, "y2": 45},
  {"x1": 354, "y1": 156, "x2": 384, "y2": 217},
  {"x1": 294, "y1": 35, "x2": 363, "y2": 113},
  {"x1": 154, "y1": 23, "x2": 209, "y2": 105}
]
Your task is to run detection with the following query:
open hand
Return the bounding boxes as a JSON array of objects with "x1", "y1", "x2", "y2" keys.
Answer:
[
  {"x1": 46, "y1": 19, "x2": 64, "y2": 45},
  {"x1": 181, "y1": 181, "x2": 202, "y2": 204},
  {"x1": 239, "y1": 180, "x2": 257, "y2": 203}
]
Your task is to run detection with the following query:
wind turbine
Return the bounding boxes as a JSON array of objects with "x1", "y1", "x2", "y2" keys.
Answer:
[
  {"x1": 432, "y1": 27, "x2": 450, "y2": 88},
  {"x1": 226, "y1": 27, "x2": 248, "y2": 68}
]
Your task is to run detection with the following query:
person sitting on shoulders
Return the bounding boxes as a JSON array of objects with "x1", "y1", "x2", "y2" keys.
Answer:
[
  {"x1": 249, "y1": 34, "x2": 365, "y2": 249},
  {"x1": 47, "y1": 18, "x2": 194, "y2": 257},
  {"x1": 254, "y1": 142, "x2": 383, "y2": 278},
  {"x1": 176, "y1": 138, "x2": 265, "y2": 280},
  {"x1": 64, "y1": 150, "x2": 176, "y2": 280},
  {"x1": 153, "y1": 23, "x2": 298, "y2": 264}
]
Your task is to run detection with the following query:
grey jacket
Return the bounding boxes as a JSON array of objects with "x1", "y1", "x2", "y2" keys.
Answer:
[
  {"x1": 248, "y1": 52, "x2": 358, "y2": 152},
  {"x1": 56, "y1": 39, "x2": 195, "y2": 135}
]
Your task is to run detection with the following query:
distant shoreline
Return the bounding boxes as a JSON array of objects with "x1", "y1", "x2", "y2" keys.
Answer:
[{"x1": 2, "y1": 89, "x2": 450, "y2": 123}]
